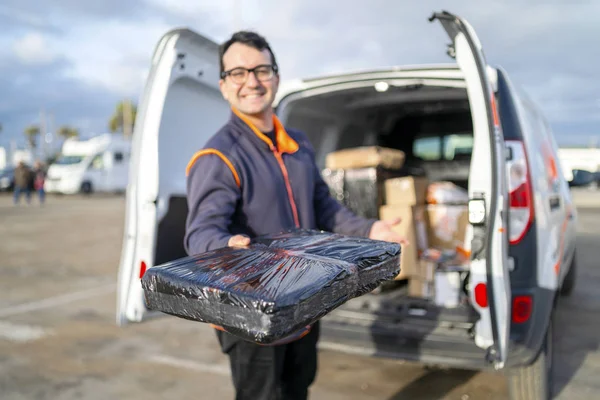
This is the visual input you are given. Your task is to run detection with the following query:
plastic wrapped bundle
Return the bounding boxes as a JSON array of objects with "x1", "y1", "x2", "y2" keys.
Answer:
[
  {"x1": 426, "y1": 181, "x2": 469, "y2": 205},
  {"x1": 254, "y1": 229, "x2": 402, "y2": 296},
  {"x1": 321, "y1": 167, "x2": 409, "y2": 219},
  {"x1": 142, "y1": 229, "x2": 401, "y2": 344}
]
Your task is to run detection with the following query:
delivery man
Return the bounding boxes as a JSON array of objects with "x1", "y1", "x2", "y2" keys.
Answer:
[{"x1": 184, "y1": 30, "x2": 407, "y2": 400}]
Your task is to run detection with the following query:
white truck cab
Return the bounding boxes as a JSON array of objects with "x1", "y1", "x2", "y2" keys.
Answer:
[
  {"x1": 45, "y1": 133, "x2": 131, "y2": 195},
  {"x1": 116, "y1": 11, "x2": 577, "y2": 399}
]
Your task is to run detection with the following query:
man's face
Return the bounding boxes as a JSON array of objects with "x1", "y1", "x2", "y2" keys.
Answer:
[{"x1": 219, "y1": 42, "x2": 279, "y2": 117}]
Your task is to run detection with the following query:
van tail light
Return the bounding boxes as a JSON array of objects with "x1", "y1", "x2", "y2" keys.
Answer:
[
  {"x1": 139, "y1": 261, "x2": 147, "y2": 279},
  {"x1": 474, "y1": 283, "x2": 488, "y2": 308},
  {"x1": 506, "y1": 140, "x2": 534, "y2": 244},
  {"x1": 512, "y1": 295, "x2": 533, "y2": 323}
]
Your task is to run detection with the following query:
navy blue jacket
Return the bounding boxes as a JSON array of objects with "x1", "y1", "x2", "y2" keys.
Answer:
[{"x1": 184, "y1": 108, "x2": 375, "y2": 256}]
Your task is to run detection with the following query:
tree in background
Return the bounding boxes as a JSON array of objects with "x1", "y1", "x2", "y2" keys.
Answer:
[
  {"x1": 24, "y1": 124, "x2": 40, "y2": 149},
  {"x1": 57, "y1": 125, "x2": 80, "y2": 140},
  {"x1": 109, "y1": 100, "x2": 137, "y2": 136}
]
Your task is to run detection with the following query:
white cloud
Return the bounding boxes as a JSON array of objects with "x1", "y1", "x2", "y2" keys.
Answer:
[
  {"x1": 0, "y1": 0, "x2": 598, "y2": 146},
  {"x1": 12, "y1": 32, "x2": 57, "y2": 64},
  {"x1": 145, "y1": 0, "x2": 231, "y2": 18},
  {"x1": 54, "y1": 18, "x2": 173, "y2": 97}
]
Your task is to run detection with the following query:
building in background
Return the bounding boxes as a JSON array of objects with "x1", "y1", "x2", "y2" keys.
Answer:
[{"x1": 558, "y1": 147, "x2": 600, "y2": 182}]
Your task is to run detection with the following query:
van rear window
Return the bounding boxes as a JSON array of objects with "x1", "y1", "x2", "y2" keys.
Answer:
[
  {"x1": 414, "y1": 136, "x2": 441, "y2": 160},
  {"x1": 414, "y1": 133, "x2": 473, "y2": 161}
]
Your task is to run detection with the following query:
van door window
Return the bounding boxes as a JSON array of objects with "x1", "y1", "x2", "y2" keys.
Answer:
[
  {"x1": 90, "y1": 154, "x2": 104, "y2": 170},
  {"x1": 55, "y1": 155, "x2": 85, "y2": 165}
]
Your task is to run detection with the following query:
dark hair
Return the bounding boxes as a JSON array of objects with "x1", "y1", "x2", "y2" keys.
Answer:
[{"x1": 219, "y1": 31, "x2": 278, "y2": 75}]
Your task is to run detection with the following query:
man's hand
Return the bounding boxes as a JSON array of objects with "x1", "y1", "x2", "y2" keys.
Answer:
[
  {"x1": 368, "y1": 218, "x2": 409, "y2": 245},
  {"x1": 228, "y1": 234, "x2": 251, "y2": 247}
]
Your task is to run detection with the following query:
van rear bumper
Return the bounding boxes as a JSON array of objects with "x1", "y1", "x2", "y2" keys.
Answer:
[{"x1": 318, "y1": 313, "x2": 538, "y2": 371}]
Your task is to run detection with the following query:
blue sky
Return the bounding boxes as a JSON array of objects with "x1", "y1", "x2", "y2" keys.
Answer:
[{"x1": 0, "y1": 0, "x2": 598, "y2": 151}]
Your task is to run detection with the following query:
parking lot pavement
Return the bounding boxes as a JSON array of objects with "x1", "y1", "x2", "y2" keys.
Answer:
[
  {"x1": 0, "y1": 193, "x2": 599, "y2": 399},
  {"x1": 569, "y1": 187, "x2": 600, "y2": 209}
]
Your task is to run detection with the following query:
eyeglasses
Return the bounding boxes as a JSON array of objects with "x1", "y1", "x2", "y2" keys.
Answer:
[{"x1": 221, "y1": 64, "x2": 278, "y2": 84}]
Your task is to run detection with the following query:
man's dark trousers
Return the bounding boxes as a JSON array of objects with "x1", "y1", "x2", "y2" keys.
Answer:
[{"x1": 216, "y1": 322, "x2": 320, "y2": 400}]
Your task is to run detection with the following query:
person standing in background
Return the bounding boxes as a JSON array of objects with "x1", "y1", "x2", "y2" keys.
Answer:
[
  {"x1": 33, "y1": 161, "x2": 46, "y2": 206},
  {"x1": 13, "y1": 161, "x2": 32, "y2": 205}
]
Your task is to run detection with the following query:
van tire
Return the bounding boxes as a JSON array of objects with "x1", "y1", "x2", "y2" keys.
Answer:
[
  {"x1": 81, "y1": 182, "x2": 93, "y2": 195},
  {"x1": 507, "y1": 319, "x2": 553, "y2": 400},
  {"x1": 560, "y1": 253, "x2": 577, "y2": 296}
]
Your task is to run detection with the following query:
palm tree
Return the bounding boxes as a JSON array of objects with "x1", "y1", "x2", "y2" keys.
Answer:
[
  {"x1": 109, "y1": 100, "x2": 137, "y2": 136},
  {"x1": 24, "y1": 124, "x2": 40, "y2": 149},
  {"x1": 57, "y1": 125, "x2": 80, "y2": 140}
]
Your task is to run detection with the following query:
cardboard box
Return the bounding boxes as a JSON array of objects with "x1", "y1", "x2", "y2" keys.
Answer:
[
  {"x1": 409, "y1": 258, "x2": 437, "y2": 300},
  {"x1": 379, "y1": 205, "x2": 428, "y2": 279},
  {"x1": 322, "y1": 167, "x2": 406, "y2": 219},
  {"x1": 426, "y1": 181, "x2": 469, "y2": 205},
  {"x1": 325, "y1": 146, "x2": 405, "y2": 170},
  {"x1": 426, "y1": 204, "x2": 469, "y2": 251},
  {"x1": 385, "y1": 176, "x2": 429, "y2": 206},
  {"x1": 409, "y1": 277, "x2": 434, "y2": 299},
  {"x1": 416, "y1": 258, "x2": 436, "y2": 281}
]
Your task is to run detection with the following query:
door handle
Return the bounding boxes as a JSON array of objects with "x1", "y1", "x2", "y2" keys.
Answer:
[{"x1": 549, "y1": 196, "x2": 561, "y2": 211}]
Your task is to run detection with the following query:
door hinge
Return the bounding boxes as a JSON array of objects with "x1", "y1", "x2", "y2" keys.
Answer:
[
  {"x1": 485, "y1": 345, "x2": 504, "y2": 370},
  {"x1": 486, "y1": 345, "x2": 499, "y2": 364}
]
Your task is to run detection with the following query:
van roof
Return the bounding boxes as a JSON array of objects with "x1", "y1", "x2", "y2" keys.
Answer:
[
  {"x1": 275, "y1": 63, "x2": 471, "y2": 105},
  {"x1": 299, "y1": 63, "x2": 461, "y2": 82},
  {"x1": 275, "y1": 63, "x2": 500, "y2": 106}
]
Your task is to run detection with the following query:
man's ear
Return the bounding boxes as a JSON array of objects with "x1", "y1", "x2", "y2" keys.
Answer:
[{"x1": 219, "y1": 79, "x2": 229, "y2": 101}]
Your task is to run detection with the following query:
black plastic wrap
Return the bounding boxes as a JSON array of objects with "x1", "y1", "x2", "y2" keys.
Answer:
[
  {"x1": 322, "y1": 167, "x2": 408, "y2": 219},
  {"x1": 142, "y1": 229, "x2": 400, "y2": 344},
  {"x1": 254, "y1": 229, "x2": 402, "y2": 296}
]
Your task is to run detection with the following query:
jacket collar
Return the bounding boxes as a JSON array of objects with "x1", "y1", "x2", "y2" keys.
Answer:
[{"x1": 231, "y1": 107, "x2": 299, "y2": 154}]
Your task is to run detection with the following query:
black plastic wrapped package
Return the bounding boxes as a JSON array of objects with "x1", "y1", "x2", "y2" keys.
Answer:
[
  {"x1": 254, "y1": 229, "x2": 402, "y2": 296},
  {"x1": 142, "y1": 229, "x2": 401, "y2": 344},
  {"x1": 321, "y1": 167, "x2": 408, "y2": 219}
]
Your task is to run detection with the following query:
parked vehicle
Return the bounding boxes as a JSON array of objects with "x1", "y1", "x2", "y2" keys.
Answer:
[
  {"x1": 116, "y1": 11, "x2": 577, "y2": 399},
  {"x1": 0, "y1": 167, "x2": 14, "y2": 191},
  {"x1": 558, "y1": 147, "x2": 600, "y2": 182},
  {"x1": 569, "y1": 169, "x2": 596, "y2": 188},
  {"x1": 45, "y1": 133, "x2": 131, "y2": 195}
]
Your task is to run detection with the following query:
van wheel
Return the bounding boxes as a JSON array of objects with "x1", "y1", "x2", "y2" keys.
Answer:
[
  {"x1": 507, "y1": 318, "x2": 553, "y2": 400},
  {"x1": 81, "y1": 182, "x2": 93, "y2": 195},
  {"x1": 560, "y1": 253, "x2": 577, "y2": 296}
]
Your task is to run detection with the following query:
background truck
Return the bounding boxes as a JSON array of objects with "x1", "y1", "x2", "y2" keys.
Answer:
[{"x1": 45, "y1": 133, "x2": 131, "y2": 195}]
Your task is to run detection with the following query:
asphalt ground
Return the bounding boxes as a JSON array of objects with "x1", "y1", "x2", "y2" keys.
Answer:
[{"x1": 0, "y1": 190, "x2": 599, "y2": 399}]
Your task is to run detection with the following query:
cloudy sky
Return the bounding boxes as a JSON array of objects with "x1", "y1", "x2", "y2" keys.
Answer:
[{"x1": 0, "y1": 0, "x2": 598, "y2": 151}]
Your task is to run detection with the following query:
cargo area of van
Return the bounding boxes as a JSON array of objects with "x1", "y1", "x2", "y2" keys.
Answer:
[
  {"x1": 118, "y1": 15, "x2": 567, "y2": 395},
  {"x1": 275, "y1": 79, "x2": 484, "y2": 363},
  {"x1": 135, "y1": 59, "x2": 492, "y2": 364}
]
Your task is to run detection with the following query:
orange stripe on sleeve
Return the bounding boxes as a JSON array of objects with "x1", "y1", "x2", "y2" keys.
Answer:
[{"x1": 186, "y1": 149, "x2": 241, "y2": 187}]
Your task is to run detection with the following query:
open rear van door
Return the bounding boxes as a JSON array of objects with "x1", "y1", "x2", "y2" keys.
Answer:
[
  {"x1": 116, "y1": 29, "x2": 230, "y2": 325},
  {"x1": 430, "y1": 11, "x2": 511, "y2": 368}
]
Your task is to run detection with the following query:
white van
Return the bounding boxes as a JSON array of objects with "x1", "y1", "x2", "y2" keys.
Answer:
[
  {"x1": 116, "y1": 11, "x2": 578, "y2": 399},
  {"x1": 45, "y1": 133, "x2": 131, "y2": 194}
]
